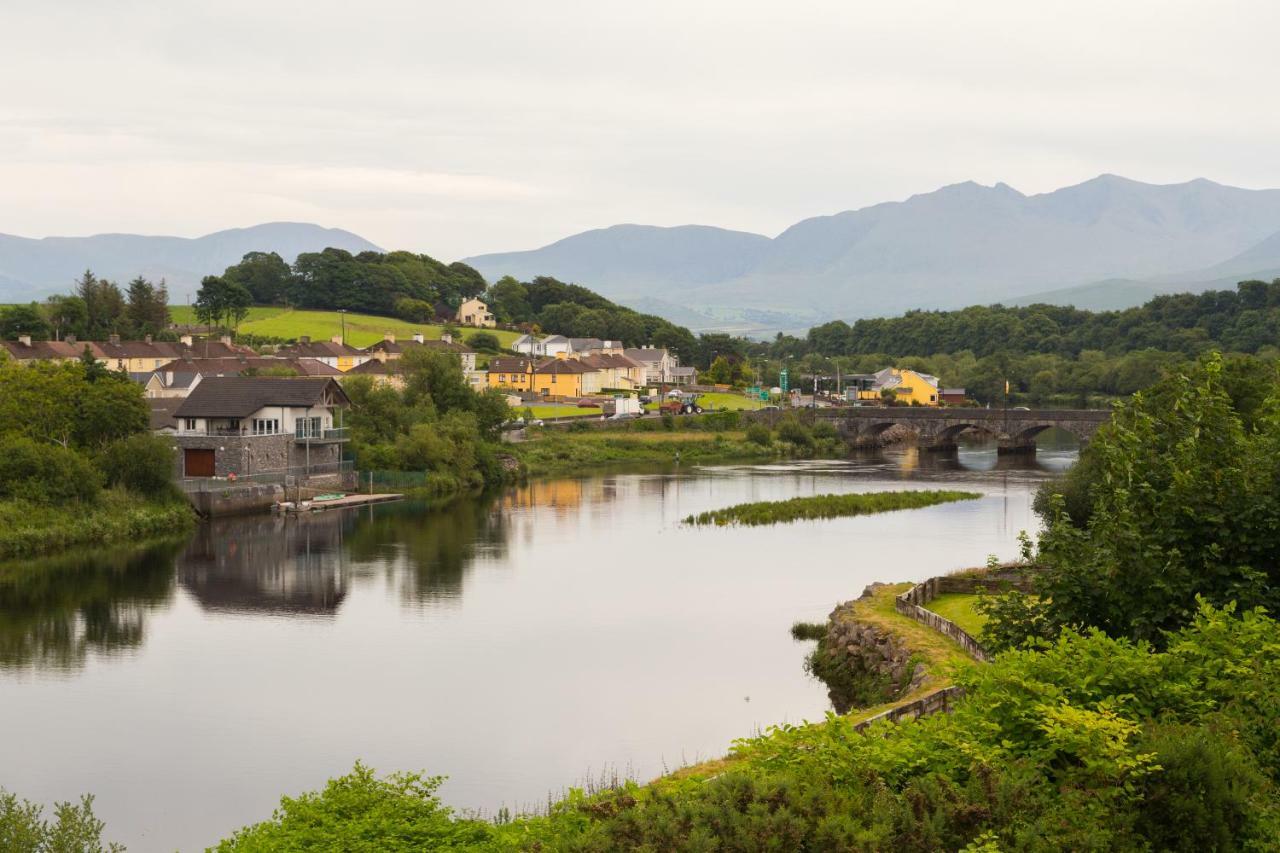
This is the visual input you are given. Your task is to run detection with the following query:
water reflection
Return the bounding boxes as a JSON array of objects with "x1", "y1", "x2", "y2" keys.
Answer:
[
  {"x1": 0, "y1": 540, "x2": 181, "y2": 672},
  {"x1": 345, "y1": 498, "x2": 510, "y2": 605},
  {"x1": 180, "y1": 514, "x2": 351, "y2": 616}
]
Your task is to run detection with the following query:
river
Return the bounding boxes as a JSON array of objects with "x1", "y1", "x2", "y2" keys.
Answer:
[{"x1": 0, "y1": 442, "x2": 1074, "y2": 851}]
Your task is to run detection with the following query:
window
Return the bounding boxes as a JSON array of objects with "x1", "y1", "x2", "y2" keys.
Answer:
[
  {"x1": 295, "y1": 416, "x2": 324, "y2": 439},
  {"x1": 252, "y1": 418, "x2": 280, "y2": 435},
  {"x1": 499, "y1": 374, "x2": 506, "y2": 382},
  {"x1": 183, "y1": 418, "x2": 198, "y2": 432}
]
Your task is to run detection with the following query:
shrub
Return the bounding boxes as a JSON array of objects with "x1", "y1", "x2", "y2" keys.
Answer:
[
  {"x1": 0, "y1": 436, "x2": 100, "y2": 504},
  {"x1": 776, "y1": 418, "x2": 813, "y2": 448},
  {"x1": 746, "y1": 423, "x2": 773, "y2": 446},
  {"x1": 97, "y1": 433, "x2": 177, "y2": 497},
  {"x1": 811, "y1": 419, "x2": 838, "y2": 441},
  {"x1": 465, "y1": 332, "x2": 500, "y2": 352},
  {"x1": 0, "y1": 788, "x2": 121, "y2": 853},
  {"x1": 661, "y1": 413, "x2": 674, "y2": 430}
]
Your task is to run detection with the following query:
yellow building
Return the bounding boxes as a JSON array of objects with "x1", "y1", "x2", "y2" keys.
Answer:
[
  {"x1": 532, "y1": 358, "x2": 591, "y2": 397},
  {"x1": 487, "y1": 357, "x2": 536, "y2": 392},
  {"x1": 857, "y1": 367, "x2": 941, "y2": 406}
]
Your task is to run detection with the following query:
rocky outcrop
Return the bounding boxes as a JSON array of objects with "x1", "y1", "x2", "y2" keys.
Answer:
[{"x1": 807, "y1": 586, "x2": 929, "y2": 713}]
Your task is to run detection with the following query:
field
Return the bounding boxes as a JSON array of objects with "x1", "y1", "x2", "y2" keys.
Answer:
[
  {"x1": 525, "y1": 404, "x2": 603, "y2": 419},
  {"x1": 168, "y1": 306, "x2": 522, "y2": 349}
]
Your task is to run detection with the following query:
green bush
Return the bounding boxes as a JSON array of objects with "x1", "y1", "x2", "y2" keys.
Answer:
[
  {"x1": 811, "y1": 419, "x2": 838, "y2": 441},
  {"x1": 0, "y1": 788, "x2": 121, "y2": 853},
  {"x1": 97, "y1": 433, "x2": 177, "y2": 496},
  {"x1": 0, "y1": 436, "x2": 100, "y2": 505},
  {"x1": 745, "y1": 423, "x2": 773, "y2": 446},
  {"x1": 465, "y1": 332, "x2": 501, "y2": 352},
  {"x1": 776, "y1": 418, "x2": 813, "y2": 448},
  {"x1": 660, "y1": 413, "x2": 675, "y2": 430}
]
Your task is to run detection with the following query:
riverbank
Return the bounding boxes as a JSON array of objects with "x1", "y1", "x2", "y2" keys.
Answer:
[
  {"x1": 0, "y1": 491, "x2": 196, "y2": 561},
  {"x1": 509, "y1": 429, "x2": 777, "y2": 477}
]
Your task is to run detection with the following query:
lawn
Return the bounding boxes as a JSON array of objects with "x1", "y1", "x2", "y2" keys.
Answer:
[
  {"x1": 168, "y1": 306, "x2": 522, "y2": 349},
  {"x1": 698, "y1": 391, "x2": 766, "y2": 411},
  {"x1": 924, "y1": 592, "x2": 987, "y2": 636},
  {"x1": 526, "y1": 404, "x2": 603, "y2": 419}
]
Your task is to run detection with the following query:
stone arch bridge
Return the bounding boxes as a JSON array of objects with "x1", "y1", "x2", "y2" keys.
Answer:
[{"x1": 811, "y1": 407, "x2": 1110, "y2": 454}]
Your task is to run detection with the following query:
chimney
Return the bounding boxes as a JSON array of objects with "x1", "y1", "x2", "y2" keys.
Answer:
[
  {"x1": 441, "y1": 332, "x2": 452, "y2": 345},
  {"x1": 330, "y1": 335, "x2": 343, "y2": 345},
  {"x1": 384, "y1": 331, "x2": 395, "y2": 343},
  {"x1": 109, "y1": 333, "x2": 120, "y2": 346},
  {"x1": 179, "y1": 334, "x2": 193, "y2": 346},
  {"x1": 65, "y1": 333, "x2": 77, "y2": 345},
  {"x1": 220, "y1": 335, "x2": 232, "y2": 346},
  {"x1": 18, "y1": 334, "x2": 31, "y2": 347},
  {"x1": 299, "y1": 335, "x2": 311, "y2": 345},
  {"x1": 144, "y1": 334, "x2": 153, "y2": 345},
  {"x1": 412, "y1": 332, "x2": 424, "y2": 344}
]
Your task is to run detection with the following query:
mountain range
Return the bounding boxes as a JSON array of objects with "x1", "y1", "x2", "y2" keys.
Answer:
[
  {"x1": 465, "y1": 176, "x2": 1280, "y2": 330},
  {"x1": 7, "y1": 177, "x2": 1280, "y2": 334},
  {"x1": 0, "y1": 222, "x2": 381, "y2": 303}
]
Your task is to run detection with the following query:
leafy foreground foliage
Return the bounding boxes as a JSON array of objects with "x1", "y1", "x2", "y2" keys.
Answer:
[
  {"x1": 0, "y1": 789, "x2": 121, "y2": 852},
  {"x1": 684, "y1": 490, "x2": 980, "y2": 527},
  {"x1": 991, "y1": 353, "x2": 1280, "y2": 649},
  {"x1": 214, "y1": 603, "x2": 1280, "y2": 851}
]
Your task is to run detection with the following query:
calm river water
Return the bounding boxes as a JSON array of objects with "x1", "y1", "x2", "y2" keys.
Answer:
[{"x1": 0, "y1": 442, "x2": 1074, "y2": 851}]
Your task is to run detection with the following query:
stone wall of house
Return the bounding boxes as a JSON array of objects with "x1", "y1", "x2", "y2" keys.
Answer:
[{"x1": 175, "y1": 435, "x2": 342, "y2": 478}]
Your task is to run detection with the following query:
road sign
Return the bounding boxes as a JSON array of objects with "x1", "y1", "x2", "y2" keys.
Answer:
[{"x1": 779, "y1": 368, "x2": 789, "y2": 392}]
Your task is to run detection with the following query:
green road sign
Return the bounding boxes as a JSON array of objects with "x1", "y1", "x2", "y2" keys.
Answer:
[{"x1": 779, "y1": 368, "x2": 789, "y2": 392}]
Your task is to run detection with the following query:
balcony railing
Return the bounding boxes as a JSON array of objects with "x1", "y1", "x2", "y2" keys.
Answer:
[
  {"x1": 295, "y1": 427, "x2": 349, "y2": 443},
  {"x1": 178, "y1": 427, "x2": 285, "y2": 437}
]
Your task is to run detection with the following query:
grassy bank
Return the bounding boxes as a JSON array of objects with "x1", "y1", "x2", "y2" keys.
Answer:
[
  {"x1": 169, "y1": 306, "x2": 522, "y2": 349},
  {"x1": 0, "y1": 491, "x2": 196, "y2": 560},
  {"x1": 511, "y1": 429, "x2": 775, "y2": 477},
  {"x1": 684, "y1": 489, "x2": 981, "y2": 527}
]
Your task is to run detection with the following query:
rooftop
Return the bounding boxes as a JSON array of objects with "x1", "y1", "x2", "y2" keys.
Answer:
[{"x1": 175, "y1": 377, "x2": 350, "y2": 418}]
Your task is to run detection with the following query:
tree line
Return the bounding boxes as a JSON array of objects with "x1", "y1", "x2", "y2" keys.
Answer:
[{"x1": 1, "y1": 271, "x2": 171, "y2": 342}]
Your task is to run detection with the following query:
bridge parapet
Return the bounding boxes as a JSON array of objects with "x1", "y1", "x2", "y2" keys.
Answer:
[{"x1": 802, "y1": 406, "x2": 1110, "y2": 453}]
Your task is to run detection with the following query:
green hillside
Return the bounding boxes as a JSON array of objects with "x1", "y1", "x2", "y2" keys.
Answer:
[{"x1": 168, "y1": 306, "x2": 521, "y2": 349}]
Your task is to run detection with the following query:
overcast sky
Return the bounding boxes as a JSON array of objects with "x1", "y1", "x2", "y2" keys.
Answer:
[{"x1": 3, "y1": 0, "x2": 1279, "y2": 259}]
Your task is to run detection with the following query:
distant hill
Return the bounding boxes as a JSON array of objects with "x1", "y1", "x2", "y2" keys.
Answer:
[
  {"x1": 0, "y1": 222, "x2": 382, "y2": 302},
  {"x1": 466, "y1": 176, "x2": 1280, "y2": 326}
]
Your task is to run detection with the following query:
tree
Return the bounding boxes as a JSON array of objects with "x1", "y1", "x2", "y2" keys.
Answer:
[
  {"x1": 465, "y1": 332, "x2": 500, "y2": 353},
  {"x1": 224, "y1": 251, "x2": 293, "y2": 304},
  {"x1": 125, "y1": 276, "x2": 170, "y2": 337},
  {"x1": 0, "y1": 304, "x2": 52, "y2": 340},
  {"x1": 194, "y1": 276, "x2": 251, "y2": 332},
  {"x1": 75, "y1": 270, "x2": 126, "y2": 339},
  {"x1": 44, "y1": 295, "x2": 88, "y2": 341}
]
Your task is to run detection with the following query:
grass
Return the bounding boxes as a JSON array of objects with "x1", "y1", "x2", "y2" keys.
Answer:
[
  {"x1": 925, "y1": 592, "x2": 987, "y2": 636},
  {"x1": 526, "y1": 404, "x2": 603, "y2": 419},
  {"x1": 169, "y1": 306, "x2": 522, "y2": 349},
  {"x1": 844, "y1": 583, "x2": 979, "y2": 690},
  {"x1": 511, "y1": 430, "x2": 773, "y2": 477},
  {"x1": 790, "y1": 621, "x2": 828, "y2": 641},
  {"x1": 684, "y1": 490, "x2": 981, "y2": 527},
  {"x1": 698, "y1": 391, "x2": 766, "y2": 411},
  {"x1": 0, "y1": 492, "x2": 197, "y2": 560}
]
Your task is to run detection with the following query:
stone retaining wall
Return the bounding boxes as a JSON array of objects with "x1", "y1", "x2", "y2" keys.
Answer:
[
  {"x1": 852, "y1": 685, "x2": 966, "y2": 732},
  {"x1": 893, "y1": 566, "x2": 1038, "y2": 665}
]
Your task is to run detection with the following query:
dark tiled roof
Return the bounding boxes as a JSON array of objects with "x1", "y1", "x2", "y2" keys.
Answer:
[
  {"x1": 489, "y1": 357, "x2": 534, "y2": 373},
  {"x1": 148, "y1": 398, "x2": 181, "y2": 432},
  {"x1": 364, "y1": 338, "x2": 473, "y2": 355},
  {"x1": 534, "y1": 358, "x2": 591, "y2": 375},
  {"x1": 623, "y1": 348, "x2": 666, "y2": 363},
  {"x1": 175, "y1": 377, "x2": 350, "y2": 418},
  {"x1": 154, "y1": 357, "x2": 342, "y2": 377},
  {"x1": 1, "y1": 339, "x2": 88, "y2": 360},
  {"x1": 346, "y1": 358, "x2": 394, "y2": 375},
  {"x1": 276, "y1": 341, "x2": 364, "y2": 358}
]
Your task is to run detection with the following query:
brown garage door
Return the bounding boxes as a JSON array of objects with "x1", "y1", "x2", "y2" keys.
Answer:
[{"x1": 184, "y1": 448, "x2": 215, "y2": 477}]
